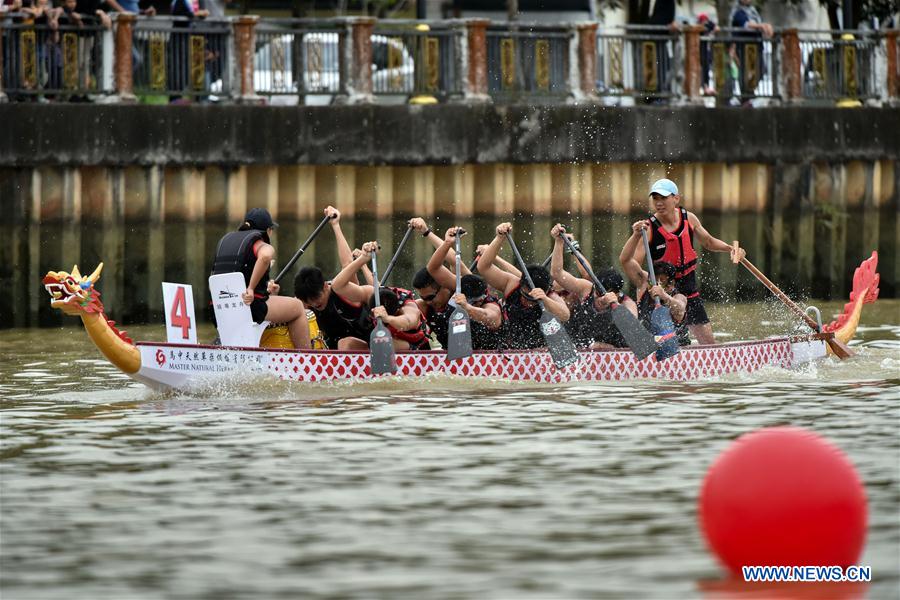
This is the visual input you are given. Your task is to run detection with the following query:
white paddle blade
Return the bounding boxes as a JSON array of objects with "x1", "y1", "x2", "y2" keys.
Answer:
[{"x1": 209, "y1": 273, "x2": 269, "y2": 348}]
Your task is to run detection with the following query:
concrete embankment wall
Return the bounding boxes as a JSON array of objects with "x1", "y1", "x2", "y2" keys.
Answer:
[{"x1": 1, "y1": 104, "x2": 898, "y2": 325}]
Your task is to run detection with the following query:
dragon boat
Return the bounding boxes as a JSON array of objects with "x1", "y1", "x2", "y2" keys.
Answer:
[{"x1": 43, "y1": 253, "x2": 880, "y2": 392}]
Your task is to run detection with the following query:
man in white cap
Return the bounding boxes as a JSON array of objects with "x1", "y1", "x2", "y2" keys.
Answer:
[{"x1": 619, "y1": 178, "x2": 745, "y2": 345}]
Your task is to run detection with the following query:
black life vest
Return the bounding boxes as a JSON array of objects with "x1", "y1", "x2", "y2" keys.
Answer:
[
  {"x1": 313, "y1": 287, "x2": 373, "y2": 350},
  {"x1": 211, "y1": 230, "x2": 269, "y2": 300},
  {"x1": 637, "y1": 290, "x2": 692, "y2": 346},
  {"x1": 425, "y1": 301, "x2": 453, "y2": 348},
  {"x1": 470, "y1": 294, "x2": 505, "y2": 351},
  {"x1": 503, "y1": 285, "x2": 544, "y2": 350},
  {"x1": 648, "y1": 208, "x2": 700, "y2": 297}
]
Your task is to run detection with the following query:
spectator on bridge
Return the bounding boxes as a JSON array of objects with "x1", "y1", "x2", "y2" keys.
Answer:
[
  {"x1": 105, "y1": 0, "x2": 155, "y2": 15},
  {"x1": 646, "y1": 0, "x2": 677, "y2": 102},
  {"x1": 697, "y1": 13, "x2": 717, "y2": 95},
  {"x1": 729, "y1": 0, "x2": 773, "y2": 103},
  {"x1": 0, "y1": 0, "x2": 23, "y2": 16}
]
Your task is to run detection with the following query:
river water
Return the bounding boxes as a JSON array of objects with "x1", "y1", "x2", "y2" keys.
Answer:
[{"x1": 1, "y1": 300, "x2": 898, "y2": 599}]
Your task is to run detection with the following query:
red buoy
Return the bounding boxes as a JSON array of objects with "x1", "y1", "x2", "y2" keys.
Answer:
[{"x1": 699, "y1": 427, "x2": 867, "y2": 575}]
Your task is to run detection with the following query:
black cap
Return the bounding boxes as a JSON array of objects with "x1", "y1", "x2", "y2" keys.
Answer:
[
  {"x1": 244, "y1": 207, "x2": 278, "y2": 231},
  {"x1": 653, "y1": 261, "x2": 677, "y2": 280}
]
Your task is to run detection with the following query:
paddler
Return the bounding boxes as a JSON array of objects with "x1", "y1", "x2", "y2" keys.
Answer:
[
  {"x1": 426, "y1": 227, "x2": 504, "y2": 350},
  {"x1": 478, "y1": 222, "x2": 570, "y2": 350},
  {"x1": 549, "y1": 224, "x2": 637, "y2": 350},
  {"x1": 330, "y1": 241, "x2": 431, "y2": 351},
  {"x1": 620, "y1": 178, "x2": 746, "y2": 344},
  {"x1": 210, "y1": 208, "x2": 310, "y2": 349},
  {"x1": 621, "y1": 254, "x2": 691, "y2": 346},
  {"x1": 293, "y1": 206, "x2": 373, "y2": 349}
]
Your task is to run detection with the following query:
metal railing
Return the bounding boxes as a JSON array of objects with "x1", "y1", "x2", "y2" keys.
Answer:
[
  {"x1": 1, "y1": 20, "x2": 111, "y2": 98},
  {"x1": 597, "y1": 25, "x2": 677, "y2": 99},
  {"x1": 486, "y1": 24, "x2": 571, "y2": 99},
  {"x1": 796, "y1": 29, "x2": 879, "y2": 101},
  {"x1": 699, "y1": 28, "x2": 779, "y2": 102},
  {"x1": 253, "y1": 19, "x2": 343, "y2": 102},
  {"x1": 1, "y1": 15, "x2": 897, "y2": 105},
  {"x1": 132, "y1": 16, "x2": 230, "y2": 98},
  {"x1": 372, "y1": 21, "x2": 460, "y2": 99}
]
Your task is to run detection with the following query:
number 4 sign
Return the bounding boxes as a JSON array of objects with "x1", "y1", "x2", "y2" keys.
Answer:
[{"x1": 162, "y1": 282, "x2": 197, "y2": 344}]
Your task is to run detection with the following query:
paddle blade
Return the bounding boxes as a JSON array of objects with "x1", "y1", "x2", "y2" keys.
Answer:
[
  {"x1": 650, "y1": 305, "x2": 680, "y2": 361},
  {"x1": 611, "y1": 306, "x2": 658, "y2": 361},
  {"x1": 539, "y1": 310, "x2": 580, "y2": 369},
  {"x1": 369, "y1": 319, "x2": 396, "y2": 375},
  {"x1": 446, "y1": 308, "x2": 473, "y2": 362},
  {"x1": 826, "y1": 336, "x2": 854, "y2": 359}
]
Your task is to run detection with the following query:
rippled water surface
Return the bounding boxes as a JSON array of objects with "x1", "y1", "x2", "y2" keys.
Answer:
[{"x1": 2, "y1": 301, "x2": 899, "y2": 599}]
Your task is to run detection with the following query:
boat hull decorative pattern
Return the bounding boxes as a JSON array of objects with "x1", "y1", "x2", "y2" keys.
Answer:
[{"x1": 135, "y1": 338, "x2": 809, "y2": 389}]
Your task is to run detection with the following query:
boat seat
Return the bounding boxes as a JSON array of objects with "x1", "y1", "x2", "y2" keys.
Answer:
[{"x1": 209, "y1": 272, "x2": 269, "y2": 348}]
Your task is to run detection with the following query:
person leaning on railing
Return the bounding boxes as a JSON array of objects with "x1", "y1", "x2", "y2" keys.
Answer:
[{"x1": 729, "y1": 0, "x2": 774, "y2": 103}]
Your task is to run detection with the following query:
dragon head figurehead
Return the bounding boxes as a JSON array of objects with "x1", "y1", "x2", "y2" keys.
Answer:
[{"x1": 43, "y1": 263, "x2": 105, "y2": 316}]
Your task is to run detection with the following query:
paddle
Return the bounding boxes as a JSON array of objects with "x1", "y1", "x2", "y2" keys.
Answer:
[
  {"x1": 273, "y1": 213, "x2": 335, "y2": 284},
  {"x1": 740, "y1": 256, "x2": 854, "y2": 359},
  {"x1": 446, "y1": 229, "x2": 473, "y2": 362},
  {"x1": 640, "y1": 228, "x2": 680, "y2": 361},
  {"x1": 368, "y1": 250, "x2": 397, "y2": 375},
  {"x1": 380, "y1": 226, "x2": 414, "y2": 285},
  {"x1": 559, "y1": 233, "x2": 658, "y2": 361},
  {"x1": 471, "y1": 252, "x2": 551, "y2": 273},
  {"x1": 506, "y1": 234, "x2": 579, "y2": 369}
]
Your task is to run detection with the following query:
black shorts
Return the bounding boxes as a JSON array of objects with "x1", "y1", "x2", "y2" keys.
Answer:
[
  {"x1": 685, "y1": 294, "x2": 710, "y2": 326},
  {"x1": 250, "y1": 297, "x2": 268, "y2": 324}
]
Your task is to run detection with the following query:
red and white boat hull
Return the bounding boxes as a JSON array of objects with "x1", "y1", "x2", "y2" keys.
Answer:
[{"x1": 133, "y1": 336, "x2": 828, "y2": 391}]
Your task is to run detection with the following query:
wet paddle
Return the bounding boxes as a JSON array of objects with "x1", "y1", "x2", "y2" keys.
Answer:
[
  {"x1": 446, "y1": 229, "x2": 473, "y2": 362},
  {"x1": 380, "y1": 226, "x2": 414, "y2": 285},
  {"x1": 560, "y1": 234, "x2": 658, "y2": 361},
  {"x1": 472, "y1": 252, "x2": 551, "y2": 274},
  {"x1": 368, "y1": 251, "x2": 396, "y2": 375},
  {"x1": 506, "y1": 234, "x2": 579, "y2": 369},
  {"x1": 740, "y1": 256, "x2": 854, "y2": 359},
  {"x1": 273, "y1": 213, "x2": 335, "y2": 284},
  {"x1": 641, "y1": 228, "x2": 680, "y2": 361}
]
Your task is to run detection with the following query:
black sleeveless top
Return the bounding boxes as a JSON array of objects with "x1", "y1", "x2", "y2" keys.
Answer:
[
  {"x1": 470, "y1": 295, "x2": 504, "y2": 351},
  {"x1": 313, "y1": 288, "x2": 373, "y2": 350},
  {"x1": 503, "y1": 285, "x2": 544, "y2": 350},
  {"x1": 425, "y1": 302, "x2": 453, "y2": 349}
]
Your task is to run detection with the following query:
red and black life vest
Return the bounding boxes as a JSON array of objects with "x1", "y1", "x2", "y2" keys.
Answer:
[
  {"x1": 648, "y1": 208, "x2": 699, "y2": 297},
  {"x1": 385, "y1": 287, "x2": 430, "y2": 350},
  {"x1": 211, "y1": 230, "x2": 269, "y2": 300}
]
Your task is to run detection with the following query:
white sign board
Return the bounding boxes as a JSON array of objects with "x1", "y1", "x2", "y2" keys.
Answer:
[
  {"x1": 162, "y1": 282, "x2": 198, "y2": 344},
  {"x1": 209, "y1": 272, "x2": 269, "y2": 348}
]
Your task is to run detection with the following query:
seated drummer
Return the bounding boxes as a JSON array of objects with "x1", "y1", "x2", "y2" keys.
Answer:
[
  {"x1": 331, "y1": 242, "x2": 431, "y2": 351},
  {"x1": 478, "y1": 222, "x2": 570, "y2": 350},
  {"x1": 293, "y1": 206, "x2": 371, "y2": 349},
  {"x1": 621, "y1": 255, "x2": 691, "y2": 346},
  {"x1": 549, "y1": 224, "x2": 638, "y2": 350},
  {"x1": 427, "y1": 227, "x2": 504, "y2": 350}
]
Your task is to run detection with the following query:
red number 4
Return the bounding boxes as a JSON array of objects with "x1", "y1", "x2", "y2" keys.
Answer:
[{"x1": 170, "y1": 286, "x2": 192, "y2": 339}]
